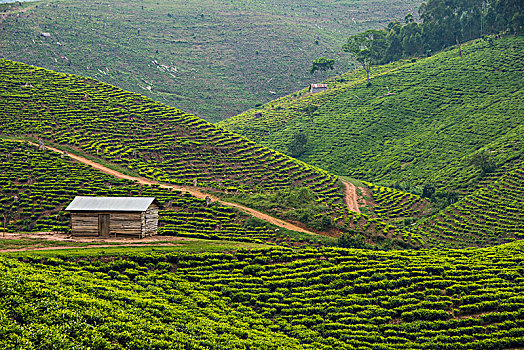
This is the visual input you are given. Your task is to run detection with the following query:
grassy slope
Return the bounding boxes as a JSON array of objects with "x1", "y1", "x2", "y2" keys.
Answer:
[
  {"x1": 414, "y1": 163, "x2": 524, "y2": 249},
  {"x1": 0, "y1": 0, "x2": 421, "y2": 121},
  {"x1": 359, "y1": 181, "x2": 430, "y2": 224},
  {"x1": 220, "y1": 36, "x2": 524, "y2": 193},
  {"x1": 0, "y1": 238, "x2": 273, "y2": 256},
  {"x1": 1, "y1": 242, "x2": 524, "y2": 349}
]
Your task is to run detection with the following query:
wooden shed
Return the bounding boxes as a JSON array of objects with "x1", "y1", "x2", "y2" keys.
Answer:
[{"x1": 65, "y1": 196, "x2": 160, "y2": 238}]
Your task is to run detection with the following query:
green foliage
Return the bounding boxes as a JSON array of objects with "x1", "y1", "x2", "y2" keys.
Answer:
[
  {"x1": 0, "y1": 0, "x2": 421, "y2": 121},
  {"x1": 337, "y1": 230, "x2": 369, "y2": 248},
  {"x1": 469, "y1": 150, "x2": 496, "y2": 174},
  {"x1": 0, "y1": 139, "x2": 287, "y2": 245},
  {"x1": 414, "y1": 164, "x2": 524, "y2": 249},
  {"x1": 343, "y1": 29, "x2": 388, "y2": 84},
  {"x1": 348, "y1": 0, "x2": 524, "y2": 65},
  {"x1": 0, "y1": 59, "x2": 350, "y2": 234},
  {"x1": 0, "y1": 60, "x2": 426, "y2": 248},
  {"x1": 362, "y1": 181, "x2": 430, "y2": 224},
  {"x1": 2, "y1": 242, "x2": 524, "y2": 348},
  {"x1": 287, "y1": 132, "x2": 308, "y2": 158},
  {"x1": 310, "y1": 57, "x2": 335, "y2": 75}
]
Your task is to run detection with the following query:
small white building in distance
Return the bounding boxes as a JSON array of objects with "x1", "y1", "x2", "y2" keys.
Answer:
[
  {"x1": 40, "y1": 33, "x2": 51, "y2": 38},
  {"x1": 309, "y1": 84, "x2": 328, "y2": 94}
]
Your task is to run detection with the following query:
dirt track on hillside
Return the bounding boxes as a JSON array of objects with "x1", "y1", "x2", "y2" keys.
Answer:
[
  {"x1": 0, "y1": 232, "x2": 192, "y2": 253},
  {"x1": 20, "y1": 140, "x2": 318, "y2": 235},
  {"x1": 341, "y1": 180, "x2": 361, "y2": 213}
]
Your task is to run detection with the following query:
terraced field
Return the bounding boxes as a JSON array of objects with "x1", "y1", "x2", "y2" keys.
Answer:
[
  {"x1": 220, "y1": 36, "x2": 524, "y2": 195},
  {"x1": 414, "y1": 164, "x2": 524, "y2": 249},
  {"x1": 361, "y1": 181, "x2": 430, "y2": 224},
  {"x1": 0, "y1": 59, "x2": 343, "y2": 208},
  {"x1": 0, "y1": 139, "x2": 296, "y2": 245},
  {"x1": 1, "y1": 242, "x2": 523, "y2": 349},
  {"x1": 0, "y1": 59, "x2": 426, "y2": 248},
  {"x1": 0, "y1": 57, "x2": 519, "y2": 249}
]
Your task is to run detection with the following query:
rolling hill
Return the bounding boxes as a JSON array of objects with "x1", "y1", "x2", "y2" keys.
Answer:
[
  {"x1": 220, "y1": 36, "x2": 524, "y2": 195},
  {"x1": 1, "y1": 55, "x2": 522, "y2": 249},
  {"x1": 0, "y1": 0, "x2": 421, "y2": 121},
  {"x1": 414, "y1": 163, "x2": 524, "y2": 249},
  {"x1": 0, "y1": 138, "x2": 298, "y2": 245},
  {"x1": 0, "y1": 59, "x2": 426, "y2": 248}
]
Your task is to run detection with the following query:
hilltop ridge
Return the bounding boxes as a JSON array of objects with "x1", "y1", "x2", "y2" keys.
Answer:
[{"x1": 0, "y1": 0, "x2": 421, "y2": 120}]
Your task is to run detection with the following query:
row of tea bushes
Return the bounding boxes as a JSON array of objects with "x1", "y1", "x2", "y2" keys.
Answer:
[
  {"x1": 414, "y1": 166, "x2": 524, "y2": 248},
  {"x1": 220, "y1": 37, "x2": 524, "y2": 197},
  {"x1": 8, "y1": 241, "x2": 524, "y2": 349},
  {"x1": 0, "y1": 139, "x2": 285, "y2": 244},
  {"x1": 0, "y1": 59, "x2": 347, "y2": 222},
  {"x1": 361, "y1": 181, "x2": 429, "y2": 223}
]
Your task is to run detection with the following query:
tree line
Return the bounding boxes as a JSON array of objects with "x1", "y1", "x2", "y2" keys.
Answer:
[{"x1": 343, "y1": 0, "x2": 523, "y2": 83}]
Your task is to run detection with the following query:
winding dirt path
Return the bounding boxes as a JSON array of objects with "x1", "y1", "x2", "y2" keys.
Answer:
[
  {"x1": 21, "y1": 140, "x2": 317, "y2": 235},
  {"x1": 341, "y1": 180, "x2": 361, "y2": 213}
]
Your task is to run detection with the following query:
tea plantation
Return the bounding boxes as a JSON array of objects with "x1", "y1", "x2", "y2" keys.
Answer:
[
  {"x1": 360, "y1": 181, "x2": 430, "y2": 224},
  {"x1": 0, "y1": 59, "x2": 343, "y2": 212},
  {"x1": 220, "y1": 36, "x2": 524, "y2": 195},
  {"x1": 0, "y1": 139, "x2": 292, "y2": 245},
  {"x1": 1, "y1": 242, "x2": 524, "y2": 349},
  {"x1": 414, "y1": 164, "x2": 524, "y2": 249},
  {"x1": 0, "y1": 59, "x2": 427, "y2": 247}
]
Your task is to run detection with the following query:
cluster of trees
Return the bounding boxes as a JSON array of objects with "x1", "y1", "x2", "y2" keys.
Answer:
[{"x1": 344, "y1": 0, "x2": 523, "y2": 83}]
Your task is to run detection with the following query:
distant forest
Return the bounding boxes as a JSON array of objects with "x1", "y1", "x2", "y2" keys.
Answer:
[{"x1": 352, "y1": 0, "x2": 523, "y2": 65}]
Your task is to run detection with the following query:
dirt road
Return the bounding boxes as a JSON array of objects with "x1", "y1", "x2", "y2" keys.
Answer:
[
  {"x1": 21, "y1": 140, "x2": 318, "y2": 235},
  {"x1": 341, "y1": 180, "x2": 361, "y2": 213},
  {"x1": 0, "y1": 243, "x2": 185, "y2": 253},
  {"x1": 0, "y1": 232, "x2": 192, "y2": 253}
]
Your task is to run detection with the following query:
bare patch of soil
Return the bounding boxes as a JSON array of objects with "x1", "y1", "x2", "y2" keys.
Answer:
[{"x1": 341, "y1": 180, "x2": 361, "y2": 213}]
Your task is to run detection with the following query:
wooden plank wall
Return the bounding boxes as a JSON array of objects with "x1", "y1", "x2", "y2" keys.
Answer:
[
  {"x1": 110, "y1": 212, "x2": 142, "y2": 236},
  {"x1": 70, "y1": 208, "x2": 159, "y2": 237},
  {"x1": 71, "y1": 213, "x2": 99, "y2": 236}
]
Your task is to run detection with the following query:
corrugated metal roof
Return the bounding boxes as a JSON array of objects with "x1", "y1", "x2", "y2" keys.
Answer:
[
  {"x1": 310, "y1": 84, "x2": 328, "y2": 88},
  {"x1": 65, "y1": 196, "x2": 157, "y2": 212}
]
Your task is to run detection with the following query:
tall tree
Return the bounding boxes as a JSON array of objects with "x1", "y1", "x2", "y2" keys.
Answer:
[
  {"x1": 343, "y1": 29, "x2": 387, "y2": 85},
  {"x1": 287, "y1": 132, "x2": 308, "y2": 158},
  {"x1": 310, "y1": 57, "x2": 335, "y2": 76}
]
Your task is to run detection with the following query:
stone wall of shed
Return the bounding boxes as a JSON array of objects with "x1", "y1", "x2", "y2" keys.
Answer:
[{"x1": 142, "y1": 205, "x2": 159, "y2": 236}]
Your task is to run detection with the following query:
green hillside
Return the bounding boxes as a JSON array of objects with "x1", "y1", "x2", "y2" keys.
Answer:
[
  {"x1": 0, "y1": 139, "x2": 299, "y2": 245},
  {"x1": 0, "y1": 0, "x2": 421, "y2": 121},
  {"x1": 2, "y1": 242, "x2": 524, "y2": 349},
  {"x1": 359, "y1": 181, "x2": 430, "y2": 224},
  {"x1": 0, "y1": 59, "x2": 425, "y2": 248},
  {"x1": 414, "y1": 164, "x2": 524, "y2": 249},
  {"x1": 220, "y1": 36, "x2": 524, "y2": 194}
]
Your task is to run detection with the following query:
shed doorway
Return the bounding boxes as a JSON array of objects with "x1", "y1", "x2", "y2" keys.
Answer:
[{"x1": 98, "y1": 214, "x2": 110, "y2": 237}]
